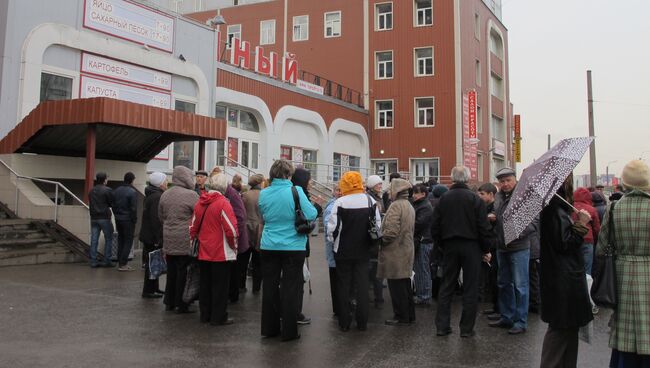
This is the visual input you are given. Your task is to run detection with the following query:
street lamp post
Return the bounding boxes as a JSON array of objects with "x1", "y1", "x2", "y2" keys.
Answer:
[{"x1": 606, "y1": 160, "x2": 617, "y2": 187}]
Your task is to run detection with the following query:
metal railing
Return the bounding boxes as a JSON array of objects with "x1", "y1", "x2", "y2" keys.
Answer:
[
  {"x1": 218, "y1": 156, "x2": 260, "y2": 182},
  {"x1": 299, "y1": 70, "x2": 364, "y2": 108},
  {"x1": 0, "y1": 159, "x2": 88, "y2": 222}
]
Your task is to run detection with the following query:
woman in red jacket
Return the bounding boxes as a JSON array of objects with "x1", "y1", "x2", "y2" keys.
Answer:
[
  {"x1": 571, "y1": 187, "x2": 601, "y2": 277},
  {"x1": 190, "y1": 173, "x2": 239, "y2": 326}
]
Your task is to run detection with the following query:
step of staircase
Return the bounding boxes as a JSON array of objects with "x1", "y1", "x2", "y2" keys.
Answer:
[{"x1": 0, "y1": 218, "x2": 83, "y2": 267}]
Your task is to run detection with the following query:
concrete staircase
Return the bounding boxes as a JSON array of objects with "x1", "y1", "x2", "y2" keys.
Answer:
[{"x1": 0, "y1": 202, "x2": 84, "y2": 267}]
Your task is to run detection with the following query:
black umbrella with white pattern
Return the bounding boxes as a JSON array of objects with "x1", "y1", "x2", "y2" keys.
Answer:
[{"x1": 503, "y1": 137, "x2": 594, "y2": 245}]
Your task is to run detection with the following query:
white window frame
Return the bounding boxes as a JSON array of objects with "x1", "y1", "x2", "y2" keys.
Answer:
[
  {"x1": 226, "y1": 24, "x2": 241, "y2": 49},
  {"x1": 260, "y1": 19, "x2": 276, "y2": 45},
  {"x1": 293, "y1": 15, "x2": 309, "y2": 42},
  {"x1": 324, "y1": 11, "x2": 341, "y2": 38},
  {"x1": 477, "y1": 105, "x2": 483, "y2": 134},
  {"x1": 375, "y1": 99, "x2": 394, "y2": 129},
  {"x1": 414, "y1": 0, "x2": 433, "y2": 27},
  {"x1": 41, "y1": 66, "x2": 80, "y2": 100},
  {"x1": 375, "y1": 50, "x2": 393, "y2": 80},
  {"x1": 477, "y1": 151, "x2": 484, "y2": 180},
  {"x1": 410, "y1": 158, "x2": 440, "y2": 183},
  {"x1": 474, "y1": 12, "x2": 480, "y2": 40},
  {"x1": 413, "y1": 46, "x2": 434, "y2": 77},
  {"x1": 375, "y1": 2, "x2": 393, "y2": 31},
  {"x1": 475, "y1": 59, "x2": 481, "y2": 86},
  {"x1": 414, "y1": 96, "x2": 435, "y2": 127}
]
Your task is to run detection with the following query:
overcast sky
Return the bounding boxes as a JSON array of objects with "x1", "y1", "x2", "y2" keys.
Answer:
[{"x1": 503, "y1": 0, "x2": 650, "y2": 178}]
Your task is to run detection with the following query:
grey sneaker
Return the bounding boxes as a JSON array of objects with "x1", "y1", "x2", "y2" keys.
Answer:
[
  {"x1": 297, "y1": 316, "x2": 312, "y2": 325},
  {"x1": 117, "y1": 265, "x2": 134, "y2": 272},
  {"x1": 592, "y1": 305, "x2": 599, "y2": 315}
]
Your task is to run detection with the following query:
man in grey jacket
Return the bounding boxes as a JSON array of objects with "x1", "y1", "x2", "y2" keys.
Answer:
[{"x1": 488, "y1": 167, "x2": 538, "y2": 335}]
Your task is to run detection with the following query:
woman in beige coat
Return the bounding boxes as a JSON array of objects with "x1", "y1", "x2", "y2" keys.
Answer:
[{"x1": 378, "y1": 178, "x2": 416, "y2": 326}]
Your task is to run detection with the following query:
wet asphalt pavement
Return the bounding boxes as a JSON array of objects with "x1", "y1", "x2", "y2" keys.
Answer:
[{"x1": 0, "y1": 234, "x2": 612, "y2": 368}]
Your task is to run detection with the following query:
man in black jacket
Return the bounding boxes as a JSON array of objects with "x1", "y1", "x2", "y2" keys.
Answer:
[
  {"x1": 140, "y1": 172, "x2": 167, "y2": 297},
  {"x1": 112, "y1": 172, "x2": 138, "y2": 271},
  {"x1": 432, "y1": 166, "x2": 493, "y2": 338},
  {"x1": 88, "y1": 172, "x2": 113, "y2": 268}
]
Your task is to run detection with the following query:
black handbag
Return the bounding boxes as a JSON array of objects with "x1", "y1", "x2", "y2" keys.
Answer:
[
  {"x1": 591, "y1": 201, "x2": 617, "y2": 309},
  {"x1": 366, "y1": 195, "x2": 382, "y2": 241},
  {"x1": 291, "y1": 186, "x2": 316, "y2": 234},
  {"x1": 190, "y1": 208, "x2": 207, "y2": 257}
]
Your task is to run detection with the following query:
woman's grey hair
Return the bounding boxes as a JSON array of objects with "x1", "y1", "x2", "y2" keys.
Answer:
[
  {"x1": 269, "y1": 159, "x2": 294, "y2": 180},
  {"x1": 208, "y1": 173, "x2": 229, "y2": 194},
  {"x1": 451, "y1": 166, "x2": 470, "y2": 184}
]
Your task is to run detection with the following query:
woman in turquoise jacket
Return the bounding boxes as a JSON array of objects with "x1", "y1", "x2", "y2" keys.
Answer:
[{"x1": 258, "y1": 159, "x2": 317, "y2": 341}]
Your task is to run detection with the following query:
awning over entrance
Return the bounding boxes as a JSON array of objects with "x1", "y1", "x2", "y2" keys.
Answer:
[
  {"x1": 0, "y1": 97, "x2": 226, "y2": 162},
  {"x1": 0, "y1": 97, "x2": 227, "y2": 202}
]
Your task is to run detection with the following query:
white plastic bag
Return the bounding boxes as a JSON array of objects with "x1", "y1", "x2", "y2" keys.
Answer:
[{"x1": 303, "y1": 260, "x2": 311, "y2": 282}]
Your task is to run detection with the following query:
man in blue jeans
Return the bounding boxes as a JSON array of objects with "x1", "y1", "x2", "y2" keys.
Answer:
[
  {"x1": 88, "y1": 172, "x2": 113, "y2": 268},
  {"x1": 112, "y1": 172, "x2": 138, "y2": 271},
  {"x1": 489, "y1": 167, "x2": 538, "y2": 335}
]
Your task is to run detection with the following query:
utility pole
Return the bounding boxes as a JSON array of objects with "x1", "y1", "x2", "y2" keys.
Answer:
[{"x1": 587, "y1": 70, "x2": 597, "y2": 187}]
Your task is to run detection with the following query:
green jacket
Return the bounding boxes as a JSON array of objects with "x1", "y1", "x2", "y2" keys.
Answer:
[{"x1": 597, "y1": 189, "x2": 650, "y2": 354}]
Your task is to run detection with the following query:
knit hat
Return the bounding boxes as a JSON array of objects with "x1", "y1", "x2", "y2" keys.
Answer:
[
  {"x1": 340, "y1": 171, "x2": 364, "y2": 195},
  {"x1": 431, "y1": 184, "x2": 448, "y2": 198},
  {"x1": 366, "y1": 175, "x2": 383, "y2": 189},
  {"x1": 621, "y1": 160, "x2": 650, "y2": 190},
  {"x1": 149, "y1": 172, "x2": 167, "y2": 187}
]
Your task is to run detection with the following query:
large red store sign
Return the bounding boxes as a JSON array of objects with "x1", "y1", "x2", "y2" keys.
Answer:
[{"x1": 228, "y1": 37, "x2": 298, "y2": 85}]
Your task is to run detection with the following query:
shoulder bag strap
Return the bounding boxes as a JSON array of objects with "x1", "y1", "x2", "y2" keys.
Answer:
[
  {"x1": 195, "y1": 203, "x2": 208, "y2": 237},
  {"x1": 608, "y1": 201, "x2": 617, "y2": 253},
  {"x1": 291, "y1": 186, "x2": 301, "y2": 211}
]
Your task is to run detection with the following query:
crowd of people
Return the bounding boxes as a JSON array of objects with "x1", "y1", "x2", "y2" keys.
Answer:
[{"x1": 87, "y1": 158, "x2": 650, "y2": 367}]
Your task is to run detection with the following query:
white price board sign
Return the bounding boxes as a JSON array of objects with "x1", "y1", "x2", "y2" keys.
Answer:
[
  {"x1": 81, "y1": 53, "x2": 172, "y2": 91},
  {"x1": 83, "y1": 0, "x2": 175, "y2": 52},
  {"x1": 81, "y1": 75, "x2": 171, "y2": 109}
]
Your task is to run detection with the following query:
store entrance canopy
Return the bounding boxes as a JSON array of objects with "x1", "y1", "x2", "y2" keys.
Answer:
[{"x1": 0, "y1": 97, "x2": 226, "y2": 162}]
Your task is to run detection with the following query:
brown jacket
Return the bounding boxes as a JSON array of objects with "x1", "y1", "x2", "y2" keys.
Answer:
[
  {"x1": 242, "y1": 187, "x2": 263, "y2": 250},
  {"x1": 159, "y1": 166, "x2": 199, "y2": 256},
  {"x1": 378, "y1": 179, "x2": 415, "y2": 279}
]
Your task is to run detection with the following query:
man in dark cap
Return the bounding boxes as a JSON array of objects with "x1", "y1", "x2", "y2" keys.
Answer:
[
  {"x1": 489, "y1": 167, "x2": 538, "y2": 335},
  {"x1": 88, "y1": 172, "x2": 113, "y2": 268},
  {"x1": 112, "y1": 172, "x2": 138, "y2": 271},
  {"x1": 195, "y1": 170, "x2": 209, "y2": 195}
]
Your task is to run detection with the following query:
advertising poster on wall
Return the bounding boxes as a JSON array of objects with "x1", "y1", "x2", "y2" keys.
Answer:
[
  {"x1": 227, "y1": 137, "x2": 239, "y2": 166},
  {"x1": 173, "y1": 142, "x2": 194, "y2": 169}
]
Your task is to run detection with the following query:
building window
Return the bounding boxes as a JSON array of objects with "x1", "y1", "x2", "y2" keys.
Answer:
[
  {"x1": 376, "y1": 100, "x2": 393, "y2": 128},
  {"x1": 173, "y1": 100, "x2": 197, "y2": 170},
  {"x1": 477, "y1": 105, "x2": 482, "y2": 134},
  {"x1": 489, "y1": 29, "x2": 504, "y2": 58},
  {"x1": 474, "y1": 13, "x2": 480, "y2": 39},
  {"x1": 477, "y1": 152, "x2": 484, "y2": 179},
  {"x1": 302, "y1": 149, "x2": 318, "y2": 178},
  {"x1": 414, "y1": 47, "x2": 433, "y2": 76},
  {"x1": 491, "y1": 115, "x2": 505, "y2": 140},
  {"x1": 224, "y1": 106, "x2": 260, "y2": 132},
  {"x1": 415, "y1": 97, "x2": 435, "y2": 127},
  {"x1": 374, "y1": 160, "x2": 398, "y2": 182},
  {"x1": 240, "y1": 140, "x2": 259, "y2": 170},
  {"x1": 375, "y1": 3, "x2": 393, "y2": 31},
  {"x1": 475, "y1": 59, "x2": 481, "y2": 86},
  {"x1": 40, "y1": 73, "x2": 72, "y2": 102},
  {"x1": 260, "y1": 19, "x2": 275, "y2": 45},
  {"x1": 412, "y1": 159, "x2": 440, "y2": 183},
  {"x1": 216, "y1": 140, "x2": 226, "y2": 166},
  {"x1": 414, "y1": 0, "x2": 433, "y2": 26},
  {"x1": 227, "y1": 24, "x2": 241, "y2": 49},
  {"x1": 215, "y1": 104, "x2": 227, "y2": 119},
  {"x1": 491, "y1": 73, "x2": 503, "y2": 100},
  {"x1": 333, "y1": 153, "x2": 360, "y2": 181},
  {"x1": 375, "y1": 51, "x2": 393, "y2": 79},
  {"x1": 324, "y1": 11, "x2": 341, "y2": 38},
  {"x1": 175, "y1": 100, "x2": 196, "y2": 113},
  {"x1": 293, "y1": 15, "x2": 309, "y2": 41}
]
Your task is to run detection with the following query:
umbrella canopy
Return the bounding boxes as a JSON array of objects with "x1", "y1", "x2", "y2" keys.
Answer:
[{"x1": 503, "y1": 137, "x2": 594, "y2": 245}]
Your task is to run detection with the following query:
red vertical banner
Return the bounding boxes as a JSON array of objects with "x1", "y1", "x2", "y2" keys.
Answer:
[
  {"x1": 280, "y1": 145, "x2": 292, "y2": 160},
  {"x1": 227, "y1": 137, "x2": 238, "y2": 166},
  {"x1": 468, "y1": 90, "x2": 477, "y2": 139},
  {"x1": 463, "y1": 92, "x2": 478, "y2": 180},
  {"x1": 514, "y1": 114, "x2": 521, "y2": 138}
]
